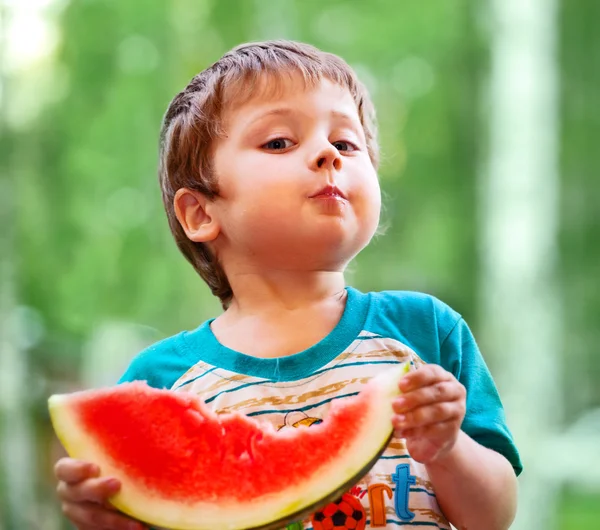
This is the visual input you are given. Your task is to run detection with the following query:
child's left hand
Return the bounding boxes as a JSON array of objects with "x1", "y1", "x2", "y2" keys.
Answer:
[{"x1": 392, "y1": 364, "x2": 466, "y2": 464}]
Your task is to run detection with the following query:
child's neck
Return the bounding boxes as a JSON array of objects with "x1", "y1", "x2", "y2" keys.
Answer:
[
  {"x1": 228, "y1": 270, "x2": 346, "y2": 313},
  {"x1": 210, "y1": 271, "x2": 348, "y2": 358}
]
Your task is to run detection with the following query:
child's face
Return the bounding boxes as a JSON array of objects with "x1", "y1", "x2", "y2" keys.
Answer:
[{"x1": 210, "y1": 75, "x2": 381, "y2": 271}]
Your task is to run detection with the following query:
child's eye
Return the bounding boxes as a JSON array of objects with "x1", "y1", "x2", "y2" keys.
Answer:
[
  {"x1": 262, "y1": 138, "x2": 294, "y2": 150},
  {"x1": 332, "y1": 140, "x2": 358, "y2": 152}
]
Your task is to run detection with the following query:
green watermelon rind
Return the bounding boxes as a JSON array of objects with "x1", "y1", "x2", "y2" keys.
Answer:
[
  {"x1": 149, "y1": 435, "x2": 392, "y2": 530},
  {"x1": 49, "y1": 362, "x2": 410, "y2": 530},
  {"x1": 243, "y1": 432, "x2": 393, "y2": 530}
]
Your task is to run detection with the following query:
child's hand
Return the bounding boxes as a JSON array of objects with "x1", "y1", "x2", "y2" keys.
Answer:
[
  {"x1": 392, "y1": 364, "x2": 466, "y2": 464},
  {"x1": 55, "y1": 457, "x2": 146, "y2": 530}
]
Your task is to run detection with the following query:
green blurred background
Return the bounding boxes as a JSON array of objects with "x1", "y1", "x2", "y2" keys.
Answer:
[{"x1": 1, "y1": 0, "x2": 599, "y2": 528}]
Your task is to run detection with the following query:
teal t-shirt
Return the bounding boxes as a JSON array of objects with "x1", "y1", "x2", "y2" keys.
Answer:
[
  {"x1": 120, "y1": 287, "x2": 522, "y2": 476},
  {"x1": 120, "y1": 288, "x2": 521, "y2": 529}
]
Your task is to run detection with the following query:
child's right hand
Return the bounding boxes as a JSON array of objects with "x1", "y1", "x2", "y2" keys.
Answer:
[{"x1": 55, "y1": 457, "x2": 146, "y2": 530}]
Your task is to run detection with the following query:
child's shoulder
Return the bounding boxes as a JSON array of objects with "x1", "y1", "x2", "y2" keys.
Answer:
[
  {"x1": 118, "y1": 325, "x2": 205, "y2": 389},
  {"x1": 354, "y1": 288, "x2": 468, "y2": 362},
  {"x1": 363, "y1": 288, "x2": 462, "y2": 328}
]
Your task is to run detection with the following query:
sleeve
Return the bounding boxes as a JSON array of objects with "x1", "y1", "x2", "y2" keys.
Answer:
[
  {"x1": 441, "y1": 318, "x2": 523, "y2": 476},
  {"x1": 117, "y1": 335, "x2": 192, "y2": 390}
]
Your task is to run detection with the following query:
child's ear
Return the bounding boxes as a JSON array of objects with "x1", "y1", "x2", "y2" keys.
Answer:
[{"x1": 173, "y1": 188, "x2": 220, "y2": 243}]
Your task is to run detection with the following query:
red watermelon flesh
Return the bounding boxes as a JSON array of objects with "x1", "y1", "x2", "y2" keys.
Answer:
[{"x1": 49, "y1": 363, "x2": 409, "y2": 530}]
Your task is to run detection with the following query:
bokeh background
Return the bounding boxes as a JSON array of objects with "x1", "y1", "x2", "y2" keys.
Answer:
[{"x1": 1, "y1": 0, "x2": 599, "y2": 528}]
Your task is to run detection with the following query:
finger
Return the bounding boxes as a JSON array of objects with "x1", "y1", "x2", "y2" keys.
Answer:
[
  {"x1": 101, "y1": 499, "x2": 121, "y2": 511},
  {"x1": 393, "y1": 400, "x2": 465, "y2": 430},
  {"x1": 57, "y1": 477, "x2": 121, "y2": 504},
  {"x1": 54, "y1": 458, "x2": 100, "y2": 484},
  {"x1": 399, "y1": 364, "x2": 453, "y2": 393},
  {"x1": 393, "y1": 380, "x2": 466, "y2": 413},
  {"x1": 61, "y1": 501, "x2": 146, "y2": 530},
  {"x1": 394, "y1": 419, "x2": 458, "y2": 441}
]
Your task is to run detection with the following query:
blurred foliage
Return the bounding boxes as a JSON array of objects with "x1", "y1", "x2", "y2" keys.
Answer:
[
  {"x1": 1, "y1": 0, "x2": 599, "y2": 528},
  {"x1": 558, "y1": 0, "x2": 600, "y2": 419},
  {"x1": 558, "y1": 488, "x2": 600, "y2": 529}
]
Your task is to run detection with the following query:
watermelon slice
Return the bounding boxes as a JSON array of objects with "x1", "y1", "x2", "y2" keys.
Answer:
[{"x1": 49, "y1": 362, "x2": 410, "y2": 530}]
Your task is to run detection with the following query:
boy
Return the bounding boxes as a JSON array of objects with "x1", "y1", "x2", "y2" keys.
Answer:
[{"x1": 54, "y1": 40, "x2": 521, "y2": 530}]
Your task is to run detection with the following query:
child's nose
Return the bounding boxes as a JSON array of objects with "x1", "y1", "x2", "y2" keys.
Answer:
[{"x1": 312, "y1": 144, "x2": 342, "y2": 172}]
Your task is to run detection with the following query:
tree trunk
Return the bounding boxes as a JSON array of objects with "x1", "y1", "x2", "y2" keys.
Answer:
[{"x1": 480, "y1": 0, "x2": 561, "y2": 528}]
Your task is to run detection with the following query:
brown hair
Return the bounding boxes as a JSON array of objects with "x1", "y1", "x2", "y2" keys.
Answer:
[{"x1": 158, "y1": 40, "x2": 379, "y2": 308}]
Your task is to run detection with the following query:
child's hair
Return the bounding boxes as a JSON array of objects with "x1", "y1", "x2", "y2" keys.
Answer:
[{"x1": 158, "y1": 40, "x2": 379, "y2": 308}]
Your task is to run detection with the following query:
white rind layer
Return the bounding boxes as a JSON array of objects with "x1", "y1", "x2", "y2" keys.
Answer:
[{"x1": 49, "y1": 363, "x2": 409, "y2": 530}]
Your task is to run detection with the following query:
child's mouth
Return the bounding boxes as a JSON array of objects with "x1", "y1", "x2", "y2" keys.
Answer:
[{"x1": 309, "y1": 185, "x2": 347, "y2": 200}]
